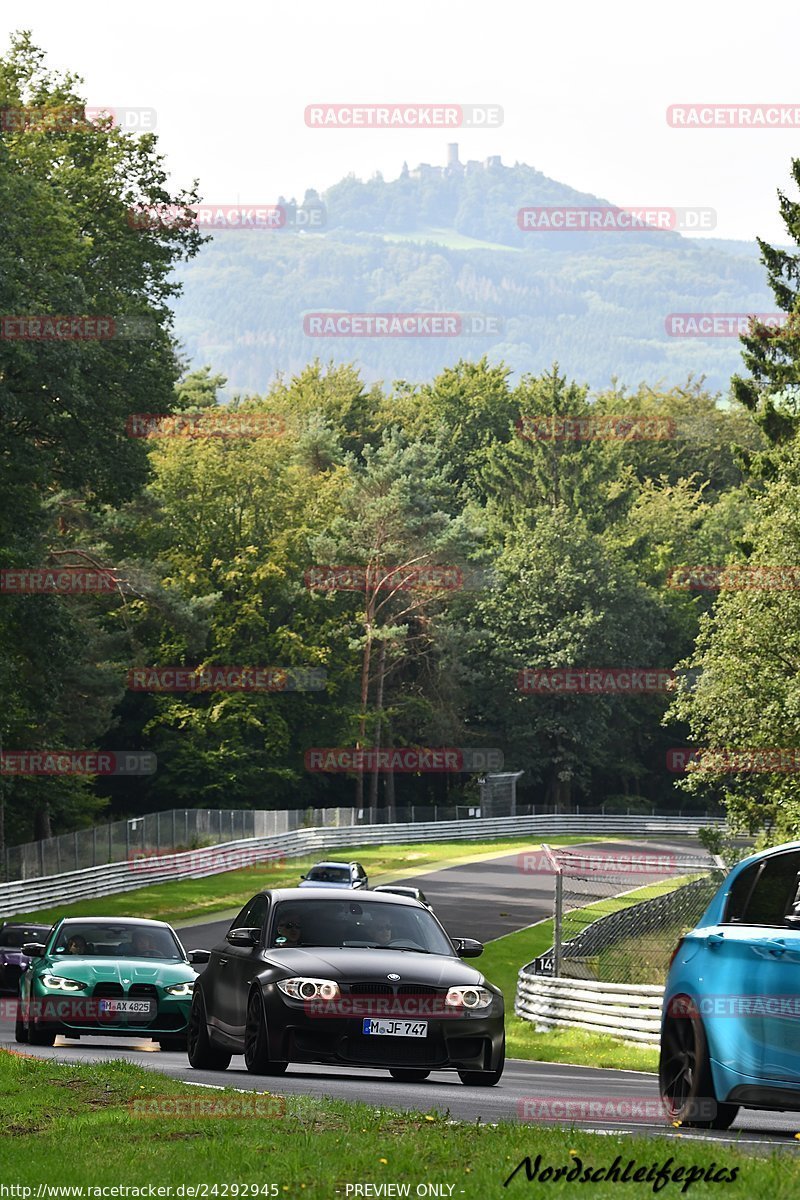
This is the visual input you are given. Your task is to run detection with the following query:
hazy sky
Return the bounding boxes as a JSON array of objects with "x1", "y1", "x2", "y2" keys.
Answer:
[{"x1": 3, "y1": 0, "x2": 799, "y2": 242}]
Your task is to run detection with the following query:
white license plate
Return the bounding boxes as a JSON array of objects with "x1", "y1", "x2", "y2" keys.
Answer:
[
  {"x1": 362, "y1": 1018, "x2": 428, "y2": 1038},
  {"x1": 99, "y1": 999, "x2": 154, "y2": 1016}
]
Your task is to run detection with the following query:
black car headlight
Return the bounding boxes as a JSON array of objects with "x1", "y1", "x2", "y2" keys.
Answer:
[
  {"x1": 277, "y1": 977, "x2": 341, "y2": 1001},
  {"x1": 445, "y1": 985, "x2": 492, "y2": 1010},
  {"x1": 164, "y1": 981, "x2": 195, "y2": 997},
  {"x1": 41, "y1": 973, "x2": 88, "y2": 992}
]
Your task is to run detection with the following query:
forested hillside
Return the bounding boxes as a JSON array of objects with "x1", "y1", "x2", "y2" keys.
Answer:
[{"x1": 172, "y1": 158, "x2": 773, "y2": 392}]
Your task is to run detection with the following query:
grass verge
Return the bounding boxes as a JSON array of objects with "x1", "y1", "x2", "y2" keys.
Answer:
[
  {"x1": 479, "y1": 877, "x2": 697, "y2": 1073},
  {"x1": 0, "y1": 1050, "x2": 793, "y2": 1195}
]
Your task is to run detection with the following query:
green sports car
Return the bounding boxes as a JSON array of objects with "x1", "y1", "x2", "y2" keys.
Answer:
[{"x1": 15, "y1": 917, "x2": 201, "y2": 1050}]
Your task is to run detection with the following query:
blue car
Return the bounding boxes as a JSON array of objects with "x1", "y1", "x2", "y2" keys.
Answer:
[{"x1": 660, "y1": 840, "x2": 800, "y2": 1129}]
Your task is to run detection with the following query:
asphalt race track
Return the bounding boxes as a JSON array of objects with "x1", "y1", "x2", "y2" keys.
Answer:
[
  {"x1": 174, "y1": 836, "x2": 707, "y2": 949},
  {"x1": 3, "y1": 837, "x2": 799, "y2": 1149}
]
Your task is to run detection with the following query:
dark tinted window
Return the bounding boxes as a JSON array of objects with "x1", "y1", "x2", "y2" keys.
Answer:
[
  {"x1": 232, "y1": 895, "x2": 268, "y2": 930},
  {"x1": 0, "y1": 927, "x2": 49, "y2": 948},
  {"x1": 724, "y1": 853, "x2": 800, "y2": 926},
  {"x1": 308, "y1": 866, "x2": 350, "y2": 883},
  {"x1": 246, "y1": 895, "x2": 269, "y2": 932}
]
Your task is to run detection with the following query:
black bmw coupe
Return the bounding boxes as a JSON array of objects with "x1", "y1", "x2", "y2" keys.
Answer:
[{"x1": 187, "y1": 888, "x2": 505, "y2": 1085}]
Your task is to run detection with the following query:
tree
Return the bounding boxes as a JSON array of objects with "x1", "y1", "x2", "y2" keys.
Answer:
[
  {"x1": 0, "y1": 33, "x2": 203, "y2": 848},
  {"x1": 732, "y1": 157, "x2": 800, "y2": 443}
]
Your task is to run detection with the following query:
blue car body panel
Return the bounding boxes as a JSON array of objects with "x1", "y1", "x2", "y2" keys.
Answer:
[{"x1": 662, "y1": 840, "x2": 800, "y2": 1108}]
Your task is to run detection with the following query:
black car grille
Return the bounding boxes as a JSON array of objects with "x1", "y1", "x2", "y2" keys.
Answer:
[
  {"x1": 346, "y1": 982, "x2": 445, "y2": 997},
  {"x1": 129, "y1": 984, "x2": 158, "y2": 1000},
  {"x1": 93, "y1": 983, "x2": 124, "y2": 998},
  {"x1": 341, "y1": 1035, "x2": 446, "y2": 1067}
]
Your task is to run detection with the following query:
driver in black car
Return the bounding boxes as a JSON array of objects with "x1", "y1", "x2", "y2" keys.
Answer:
[{"x1": 372, "y1": 916, "x2": 394, "y2": 947}]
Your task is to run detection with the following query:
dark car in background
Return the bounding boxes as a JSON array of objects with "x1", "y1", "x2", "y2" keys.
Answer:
[
  {"x1": 0, "y1": 923, "x2": 52, "y2": 993},
  {"x1": 299, "y1": 861, "x2": 368, "y2": 889},
  {"x1": 188, "y1": 888, "x2": 505, "y2": 1085}
]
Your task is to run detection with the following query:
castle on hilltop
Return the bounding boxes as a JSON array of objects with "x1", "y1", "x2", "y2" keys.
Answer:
[{"x1": 403, "y1": 144, "x2": 502, "y2": 181}]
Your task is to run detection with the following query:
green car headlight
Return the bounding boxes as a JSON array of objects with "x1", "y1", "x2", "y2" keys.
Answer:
[
  {"x1": 41, "y1": 973, "x2": 88, "y2": 992},
  {"x1": 165, "y1": 981, "x2": 195, "y2": 997}
]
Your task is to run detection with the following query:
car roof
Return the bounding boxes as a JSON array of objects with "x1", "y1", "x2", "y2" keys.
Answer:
[
  {"x1": 1, "y1": 922, "x2": 51, "y2": 930},
  {"x1": 56, "y1": 917, "x2": 176, "y2": 928},
  {"x1": 308, "y1": 861, "x2": 357, "y2": 869},
  {"x1": 265, "y1": 887, "x2": 422, "y2": 907}
]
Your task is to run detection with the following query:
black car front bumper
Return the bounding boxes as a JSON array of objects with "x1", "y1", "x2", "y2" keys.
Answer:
[{"x1": 263, "y1": 986, "x2": 504, "y2": 1072}]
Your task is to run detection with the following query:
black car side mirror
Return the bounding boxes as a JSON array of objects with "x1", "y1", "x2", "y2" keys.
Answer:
[
  {"x1": 453, "y1": 938, "x2": 483, "y2": 958},
  {"x1": 300, "y1": 874, "x2": 307, "y2": 880},
  {"x1": 188, "y1": 949, "x2": 211, "y2": 964},
  {"x1": 226, "y1": 927, "x2": 261, "y2": 946},
  {"x1": 22, "y1": 943, "x2": 45, "y2": 958}
]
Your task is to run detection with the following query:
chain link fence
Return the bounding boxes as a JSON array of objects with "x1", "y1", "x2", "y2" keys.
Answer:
[
  {"x1": 530, "y1": 843, "x2": 726, "y2": 985},
  {"x1": 4, "y1": 800, "x2": 548, "y2": 881}
]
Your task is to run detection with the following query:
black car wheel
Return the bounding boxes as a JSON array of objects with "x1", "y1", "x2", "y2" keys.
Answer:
[
  {"x1": 389, "y1": 1068, "x2": 430, "y2": 1082},
  {"x1": 187, "y1": 989, "x2": 231, "y2": 1071},
  {"x1": 660, "y1": 1004, "x2": 739, "y2": 1130},
  {"x1": 244, "y1": 990, "x2": 288, "y2": 1075},
  {"x1": 27, "y1": 1017, "x2": 56, "y2": 1047},
  {"x1": 14, "y1": 999, "x2": 28, "y2": 1044},
  {"x1": 458, "y1": 1036, "x2": 505, "y2": 1087},
  {"x1": 158, "y1": 1037, "x2": 187, "y2": 1053}
]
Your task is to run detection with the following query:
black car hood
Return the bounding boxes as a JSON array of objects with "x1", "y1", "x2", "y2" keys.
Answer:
[{"x1": 263, "y1": 946, "x2": 485, "y2": 987}]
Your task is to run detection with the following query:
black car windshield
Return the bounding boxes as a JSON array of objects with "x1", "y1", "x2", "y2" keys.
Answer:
[
  {"x1": 0, "y1": 928, "x2": 48, "y2": 948},
  {"x1": 307, "y1": 866, "x2": 351, "y2": 883},
  {"x1": 51, "y1": 922, "x2": 184, "y2": 959},
  {"x1": 270, "y1": 899, "x2": 453, "y2": 954}
]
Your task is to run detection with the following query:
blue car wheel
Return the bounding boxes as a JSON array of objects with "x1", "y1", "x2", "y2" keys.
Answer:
[{"x1": 660, "y1": 1002, "x2": 739, "y2": 1130}]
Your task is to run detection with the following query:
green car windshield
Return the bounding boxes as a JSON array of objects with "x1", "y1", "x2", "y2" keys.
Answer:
[{"x1": 51, "y1": 922, "x2": 184, "y2": 960}]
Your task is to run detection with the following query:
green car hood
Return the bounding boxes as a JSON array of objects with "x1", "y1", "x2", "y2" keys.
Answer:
[{"x1": 37, "y1": 956, "x2": 195, "y2": 988}]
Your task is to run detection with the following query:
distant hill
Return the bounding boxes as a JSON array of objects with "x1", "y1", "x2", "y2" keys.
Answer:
[{"x1": 171, "y1": 151, "x2": 775, "y2": 394}]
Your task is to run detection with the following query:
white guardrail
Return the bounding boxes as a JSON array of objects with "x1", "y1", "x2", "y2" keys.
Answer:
[
  {"x1": 0, "y1": 813, "x2": 723, "y2": 919},
  {"x1": 515, "y1": 972, "x2": 665, "y2": 1044}
]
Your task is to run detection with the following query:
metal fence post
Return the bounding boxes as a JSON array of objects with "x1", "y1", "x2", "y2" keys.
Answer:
[{"x1": 553, "y1": 871, "x2": 563, "y2": 978}]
